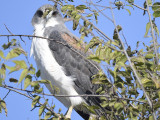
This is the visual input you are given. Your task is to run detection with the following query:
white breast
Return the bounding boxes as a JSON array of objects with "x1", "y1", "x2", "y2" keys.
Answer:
[{"x1": 30, "y1": 25, "x2": 84, "y2": 107}]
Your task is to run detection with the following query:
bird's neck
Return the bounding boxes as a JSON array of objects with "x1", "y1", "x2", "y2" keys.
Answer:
[
  {"x1": 45, "y1": 18, "x2": 60, "y2": 28},
  {"x1": 34, "y1": 24, "x2": 45, "y2": 36}
]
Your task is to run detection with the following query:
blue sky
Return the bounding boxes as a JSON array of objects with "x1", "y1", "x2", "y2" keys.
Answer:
[{"x1": 0, "y1": 0, "x2": 159, "y2": 120}]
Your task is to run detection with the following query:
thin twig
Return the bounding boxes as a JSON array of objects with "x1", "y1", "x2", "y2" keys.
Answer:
[
  {"x1": 122, "y1": 30, "x2": 129, "y2": 47},
  {"x1": 4, "y1": 24, "x2": 14, "y2": 35},
  {"x1": 81, "y1": 16, "x2": 112, "y2": 41},
  {"x1": 0, "y1": 85, "x2": 147, "y2": 104},
  {"x1": 3, "y1": 90, "x2": 11, "y2": 100},
  {"x1": 131, "y1": 3, "x2": 147, "y2": 11},
  {"x1": 145, "y1": 0, "x2": 159, "y2": 65},
  {"x1": 19, "y1": 36, "x2": 26, "y2": 44},
  {"x1": 87, "y1": 0, "x2": 113, "y2": 22}
]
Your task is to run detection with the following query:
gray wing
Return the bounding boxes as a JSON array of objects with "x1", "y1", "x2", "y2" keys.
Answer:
[
  {"x1": 44, "y1": 25, "x2": 120, "y2": 120},
  {"x1": 46, "y1": 26, "x2": 100, "y2": 99},
  {"x1": 44, "y1": 25, "x2": 114, "y2": 119}
]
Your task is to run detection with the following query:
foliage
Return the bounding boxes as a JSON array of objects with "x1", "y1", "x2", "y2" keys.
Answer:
[{"x1": 0, "y1": 0, "x2": 160, "y2": 120}]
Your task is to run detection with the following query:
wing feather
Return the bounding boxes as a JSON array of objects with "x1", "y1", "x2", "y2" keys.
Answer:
[
  {"x1": 44, "y1": 25, "x2": 110, "y2": 119},
  {"x1": 46, "y1": 26, "x2": 99, "y2": 96}
]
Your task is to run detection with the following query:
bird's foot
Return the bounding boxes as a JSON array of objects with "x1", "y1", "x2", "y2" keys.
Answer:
[
  {"x1": 64, "y1": 106, "x2": 73, "y2": 120},
  {"x1": 65, "y1": 114, "x2": 71, "y2": 120}
]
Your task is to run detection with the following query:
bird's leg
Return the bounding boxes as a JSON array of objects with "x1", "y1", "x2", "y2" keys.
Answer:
[{"x1": 65, "y1": 106, "x2": 73, "y2": 119}]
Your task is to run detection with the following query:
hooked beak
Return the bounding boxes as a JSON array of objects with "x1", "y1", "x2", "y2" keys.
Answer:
[
  {"x1": 46, "y1": 10, "x2": 53, "y2": 20},
  {"x1": 42, "y1": 7, "x2": 53, "y2": 19}
]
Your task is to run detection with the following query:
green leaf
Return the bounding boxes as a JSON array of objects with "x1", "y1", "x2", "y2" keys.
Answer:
[
  {"x1": 71, "y1": 10, "x2": 78, "y2": 16},
  {"x1": 9, "y1": 78, "x2": 18, "y2": 83},
  {"x1": 87, "y1": 105, "x2": 99, "y2": 114},
  {"x1": 0, "y1": 78, "x2": 2, "y2": 86},
  {"x1": 39, "y1": 99, "x2": 48, "y2": 116},
  {"x1": 5, "y1": 65, "x2": 21, "y2": 74},
  {"x1": 115, "y1": 1, "x2": 123, "y2": 9},
  {"x1": 24, "y1": 75, "x2": 32, "y2": 90},
  {"x1": 6, "y1": 48, "x2": 26, "y2": 60},
  {"x1": 58, "y1": 108, "x2": 62, "y2": 113},
  {"x1": 31, "y1": 81, "x2": 39, "y2": 87},
  {"x1": 76, "y1": 5, "x2": 87, "y2": 10},
  {"x1": 149, "y1": 115, "x2": 154, "y2": 120},
  {"x1": 18, "y1": 69, "x2": 28, "y2": 84},
  {"x1": 109, "y1": 100, "x2": 116, "y2": 107},
  {"x1": 36, "y1": 70, "x2": 41, "y2": 78},
  {"x1": 44, "y1": 111, "x2": 52, "y2": 119},
  {"x1": 94, "y1": 11, "x2": 99, "y2": 23},
  {"x1": 0, "y1": 103, "x2": 1, "y2": 113},
  {"x1": 0, "y1": 64, "x2": 6, "y2": 81},
  {"x1": 136, "y1": 41, "x2": 139, "y2": 48},
  {"x1": 152, "y1": 2, "x2": 160, "y2": 11},
  {"x1": 38, "y1": 80, "x2": 53, "y2": 90},
  {"x1": 35, "y1": 87, "x2": 43, "y2": 93},
  {"x1": 141, "y1": 78, "x2": 152, "y2": 85},
  {"x1": 153, "y1": 11, "x2": 160, "y2": 18},
  {"x1": 88, "y1": 55, "x2": 101, "y2": 63},
  {"x1": 152, "y1": 2, "x2": 160, "y2": 18},
  {"x1": 38, "y1": 80, "x2": 50, "y2": 84},
  {"x1": 32, "y1": 95, "x2": 40, "y2": 108},
  {"x1": 144, "y1": 22, "x2": 151, "y2": 37},
  {"x1": 114, "y1": 102, "x2": 123, "y2": 111},
  {"x1": 62, "y1": 5, "x2": 75, "y2": 11},
  {"x1": 28, "y1": 64, "x2": 35, "y2": 75},
  {"x1": 2, "y1": 42, "x2": 12, "y2": 50},
  {"x1": 145, "y1": 54, "x2": 154, "y2": 59},
  {"x1": 12, "y1": 60, "x2": 27, "y2": 69},
  {"x1": 125, "y1": 8, "x2": 131, "y2": 15},
  {"x1": 128, "y1": 0, "x2": 134, "y2": 4},
  {"x1": 73, "y1": 19, "x2": 79, "y2": 30},
  {"x1": 147, "y1": 0, "x2": 152, "y2": 6},
  {"x1": 155, "y1": 26, "x2": 159, "y2": 36},
  {"x1": 115, "y1": 82, "x2": 124, "y2": 88},
  {"x1": 101, "y1": 101, "x2": 108, "y2": 108},
  {"x1": 0, "y1": 50, "x2": 5, "y2": 59},
  {"x1": 86, "y1": 14, "x2": 93, "y2": 17},
  {"x1": 96, "y1": 86, "x2": 103, "y2": 93},
  {"x1": 153, "y1": 99, "x2": 160, "y2": 110},
  {"x1": 0, "y1": 100, "x2": 7, "y2": 116},
  {"x1": 131, "y1": 57, "x2": 144, "y2": 63},
  {"x1": 74, "y1": 14, "x2": 81, "y2": 21},
  {"x1": 85, "y1": 37, "x2": 100, "y2": 52}
]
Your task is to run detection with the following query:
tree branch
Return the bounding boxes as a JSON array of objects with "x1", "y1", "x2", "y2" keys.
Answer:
[
  {"x1": 145, "y1": 0, "x2": 159, "y2": 65},
  {"x1": 0, "y1": 34, "x2": 100, "y2": 71},
  {"x1": 131, "y1": 3, "x2": 147, "y2": 11},
  {"x1": 109, "y1": 1, "x2": 155, "y2": 118},
  {"x1": 0, "y1": 85, "x2": 147, "y2": 104}
]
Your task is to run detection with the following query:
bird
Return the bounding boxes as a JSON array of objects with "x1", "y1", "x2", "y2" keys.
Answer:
[{"x1": 31, "y1": 4, "x2": 115, "y2": 120}]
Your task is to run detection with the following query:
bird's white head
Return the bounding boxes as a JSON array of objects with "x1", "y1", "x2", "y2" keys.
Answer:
[
  {"x1": 31, "y1": 4, "x2": 56, "y2": 30},
  {"x1": 45, "y1": 6, "x2": 64, "y2": 28}
]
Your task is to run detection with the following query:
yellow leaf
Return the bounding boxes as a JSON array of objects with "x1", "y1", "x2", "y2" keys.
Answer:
[
  {"x1": 24, "y1": 75, "x2": 32, "y2": 90},
  {"x1": 32, "y1": 96, "x2": 40, "y2": 108},
  {"x1": 18, "y1": 69, "x2": 28, "y2": 84}
]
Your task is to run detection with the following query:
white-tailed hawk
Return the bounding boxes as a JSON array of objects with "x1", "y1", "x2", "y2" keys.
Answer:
[{"x1": 31, "y1": 4, "x2": 114, "y2": 120}]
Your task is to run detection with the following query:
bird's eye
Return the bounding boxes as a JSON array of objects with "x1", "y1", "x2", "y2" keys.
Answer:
[
  {"x1": 36, "y1": 10, "x2": 43, "y2": 17},
  {"x1": 52, "y1": 11, "x2": 58, "y2": 16}
]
